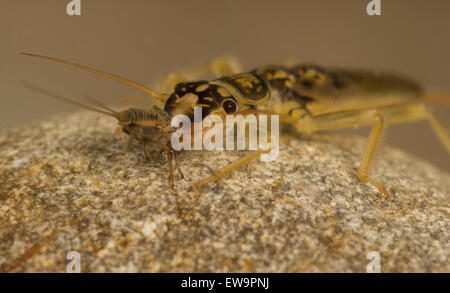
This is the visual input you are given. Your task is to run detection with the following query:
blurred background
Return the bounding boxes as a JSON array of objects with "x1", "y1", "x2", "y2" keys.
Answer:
[{"x1": 1, "y1": 0, "x2": 449, "y2": 171}]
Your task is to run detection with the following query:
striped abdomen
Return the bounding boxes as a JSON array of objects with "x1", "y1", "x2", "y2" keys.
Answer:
[{"x1": 118, "y1": 108, "x2": 160, "y2": 126}]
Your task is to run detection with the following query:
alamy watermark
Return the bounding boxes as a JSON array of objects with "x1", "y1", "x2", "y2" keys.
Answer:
[
  {"x1": 366, "y1": 251, "x2": 381, "y2": 273},
  {"x1": 66, "y1": 0, "x2": 81, "y2": 16},
  {"x1": 66, "y1": 251, "x2": 81, "y2": 273},
  {"x1": 66, "y1": 1, "x2": 381, "y2": 17},
  {"x1": 171, "y1": 107, "x2": 280, "y2": 161},
  {"x1": 367, "y1": 0, "x2": 381, "y2": 16}
]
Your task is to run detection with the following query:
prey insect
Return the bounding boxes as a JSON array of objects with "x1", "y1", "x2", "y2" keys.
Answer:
[
  {"x1": 21, "y1": 83, "x2": 184, "y2": 189},
  {"x1": 21, "y1": 53, "x2": 450, "y2": 199}
]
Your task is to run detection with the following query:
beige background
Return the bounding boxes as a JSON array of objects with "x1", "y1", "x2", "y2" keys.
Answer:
[{"x1": 1, "y1": 0, "x2": 449, "y2": 171}]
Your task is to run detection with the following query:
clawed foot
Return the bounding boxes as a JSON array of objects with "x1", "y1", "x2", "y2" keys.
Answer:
[
  {"x1": 189, "y1": 181, "x2": 203, "y2": 198},
  {"x1": 357, "y1": 173, "x2": 390, "y2": 200},
  {"x1": 107, "y1": 152, "x2": 126, "y2": 160}
]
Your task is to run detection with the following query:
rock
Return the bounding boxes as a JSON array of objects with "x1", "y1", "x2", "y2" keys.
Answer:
[{"x1": 0, "y1": 110, "x2": 448, "y2": 272}]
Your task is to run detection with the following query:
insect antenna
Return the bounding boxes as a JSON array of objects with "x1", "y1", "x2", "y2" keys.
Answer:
[
  {"x1": 85, "y1": 95, "x2": 119, "y2": 114},
  {"x1": 22, "y1": 82, "x2": 118, "y2": 118},
  {"x1": 20, "y1": 52, "x2": 162, "y2": 100}
]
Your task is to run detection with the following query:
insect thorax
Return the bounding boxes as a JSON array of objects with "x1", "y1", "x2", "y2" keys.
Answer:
[{"x1": 211, "y1": 66, "x2": 317, "y2": 123}]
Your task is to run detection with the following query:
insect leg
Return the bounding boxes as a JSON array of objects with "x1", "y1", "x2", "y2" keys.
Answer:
[
  {"x1": 295, "y1": 109, "x2": 391, "y2": 198},
  {"x1": 191, "y1": 150, "x2": 266, "y2": 193},
  {"x1": 157, "y1": 56, "x2": 242, "y2": 93},
  {"x1": 426, "y1": 110, "x2": 450, "y2": 153},
  {"x1": 167, "y1": 151, "x2": 183, "y2": 216},
  {"x1": 143, "y1": 144, "x2": 153, "y2": 161},
  {"x1": 158, "y1": 73, "x2": 190, "y2": 94},
  {"x1": 107, "y1": 136, "x2": 134, "y2": 160},
  {"x1": 166, "y1": 151, "x2": 175, "y2": 189},
  {"x1": 356, "y1": 112, "x2": 389, "y2": 199},
  {"x1": 180, "y1": 56, "x2": 243, "y2": 79},
  {"x1": 295, "y1": 103, "x2": 428, "y2": 133},
  {"x1": 207, "y1": 56, "x2": 242, "y2": 77},
  {"x1": 191, "y1": 111, "x2": 274, "y2": 193},
  {"x1": 173, "y1": 151, "x2": 184, "y2": 179},
  {"x1": 423, "y1": 92, "x2": 450, "y2": 107},
  {"x1": 143, "y1": 145, "x2": 180, "y2": 190},
  {"x1": 294, "y1": 103, "x2": 445, "y2": 198}
]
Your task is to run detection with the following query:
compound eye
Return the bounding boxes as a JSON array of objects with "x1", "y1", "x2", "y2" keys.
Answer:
[{"x1": 221, "y1": 99, "x2": 238, "y2": 114}]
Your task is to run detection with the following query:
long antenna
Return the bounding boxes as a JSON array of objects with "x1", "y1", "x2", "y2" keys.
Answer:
[
  {"x1": 20, "y1": 52, "x2": 162, "y2": 100},
  {"x1": 22, "y1": 82, "x2": 118, "y2": 118},
  {"x1": 85, "y1": 95, "x2": 118, "y2": 114}
]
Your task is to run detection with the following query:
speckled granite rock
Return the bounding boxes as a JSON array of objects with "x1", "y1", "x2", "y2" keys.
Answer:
[{"x1": 0, "y1": 110, "x2": 448, "y2": 272}]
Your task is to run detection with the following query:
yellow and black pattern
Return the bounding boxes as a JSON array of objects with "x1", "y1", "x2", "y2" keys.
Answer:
[
  {"x1": 163, "y1": 63, "x2": 423, "y2": 123},
  {"x1": 164, "y1": 80, "x2": 241, "y2": 119},
  {"x1": 218, "y1": 73, "x2": 269, "y2": 101},
  {"x1": 163, "y1": 64, "x2": 325, "y2": 121}
]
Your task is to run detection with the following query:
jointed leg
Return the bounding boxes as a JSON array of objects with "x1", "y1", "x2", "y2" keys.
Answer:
[
  {"x1": 157, "y1": 56, "x2": 243, "y2": 94},
  {"x1": 166, "y1": 151, "x2": 175, "y2": 189},
  {"x1": 191, "y1": 150, "x2": 266, "y2": 193},
  {"x1": 426, "y1": 110, "x2": 450, "y2": 153},
  {"x1": 207, "y1": 56, "x2": 242, "y2": 77},
  {"x1": 294, "y1": 106, "x2": 425, "y2": 199},
  {"x1": 356, "y1": 112, "x2": 389, "y2": 199},
  {"x1": 191, "y1": 110, "x2": 272, "y2": 193},
  {"x1": 158, "y1": 73, "x2": 190, "y2": 94},
  {"x1": 144, "y1": 145, "x2": 182, "y2": 189},
  {"x1": 143, "y1": 144, "x2": 153, "y2": 161},
  {"x1": 165, "y1": 151, "x2": 182, "y2": 216},
  {"x1": 173, "y1": 151, "x2": 184, "y2": 179},
  {"x1": 107, "y1": 136, "x2": 134, "y2": 160},
  {"x1": 295, "y1": 103, "x2": 428, "y2": 133},
  {"x1": 181, "y1": 56, "x2": 242, "y2": 80}
]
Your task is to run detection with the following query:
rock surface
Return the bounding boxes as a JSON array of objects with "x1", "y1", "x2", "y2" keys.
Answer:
[{"x1": 0, "y1": 110, "x2": 448, "y2": 272}]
